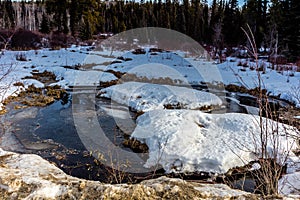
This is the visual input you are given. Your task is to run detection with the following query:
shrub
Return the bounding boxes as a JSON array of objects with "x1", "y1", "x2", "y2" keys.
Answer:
[
  {"x1": 50, "y1": 31, "x2": 68, "y2": 49},
  {"x1": 16, "y1": 53, "x2": 27, "y2": 61},
  {"x1": 132, "y1": 48, "x2": 146, "y2": 54},
  {"x1": 10, "y1": 29, "x2": 41, "y2": 50}
]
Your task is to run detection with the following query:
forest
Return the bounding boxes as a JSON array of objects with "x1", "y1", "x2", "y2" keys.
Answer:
[{"x1": 0, "y1": 0, "x2": 299, "y2": 61}]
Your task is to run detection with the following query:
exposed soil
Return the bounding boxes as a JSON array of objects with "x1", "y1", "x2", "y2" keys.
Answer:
[
  {"x1": 118, "y1": 73, "x2": 183, "y2": 85},
  {"x1": 100, "y1": 80, "x2": 118, "y2": 88},
  {"x1": 22, "y1": 70, "x2": 58, "y2": 85},
  {"x1": 225, "y1": 84, "x2": 267, "y2": 97},
  {"x1": 132, "y1": 48, "x2": 146, "y2": 55},
  {"x1": 105, "y1": 70, "x2": 125, "y2": 79},
  {"x1": 278, "y1": 106, "x2": 300, "y2": 131}
]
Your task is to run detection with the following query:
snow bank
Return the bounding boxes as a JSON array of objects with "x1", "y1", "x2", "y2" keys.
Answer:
[
  {"x1": 98, "y1": 48, "x2": 300, "y2": 106},
  {"x1": 279, "y1": 172, "x2": 300, "y2": 198},
  {"x1": 21, "y1": 79, "x2": 45, "y2": 88},
  {"x1": 99, "y1": 82, "x2": 222, "y2": 112},
  {"x1": 216, "y1": 60, "x2": 300, "y2": 106},
  {"x1": 0, "y1": 48, "x2": 120, "y2": 109},
  {"x1": 132, "y1": 110, "x2": 299, "y2": 173},
  {"x1": 60, "y1": 70, "x2": 117, "y2": 87}
]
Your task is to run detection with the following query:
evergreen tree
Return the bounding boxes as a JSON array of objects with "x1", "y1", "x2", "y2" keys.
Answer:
[
  {"x1": 222, "y1": 0, "x2": 243, "y2": 46},
  {"x1": 46, "y1": 0, "x2": 69, "y2": 33},
  {"x1": 40, "y1": 13, "x2": 50, "y2": 34},
  {"x1": 70, "y1": 0, "x2": 80, "y2": 36},
  {"x1": 0, "y1": 0, "x2": 297, "y2": 58},
  {"x1": 267, "y1": 0, "x2": 284, "y2": 56},
  {"x1": 202, "y1": 2, "x2": 209, "y2": 42},
  {"x1": 208, "y1": 0, "x2": 218, "y2": 43},
  {"x1": 21, "y1": 0, "x2": 26, "y2": 29},
  {"x1": 4, "y1": 0, "x2": 15, "y2": 29},
  {"x1": 176, "y1": 5, "x2": 187, "y2": 34},
  {"x1": 284, "y1": 0, "x2": 300, "y2": 61}
]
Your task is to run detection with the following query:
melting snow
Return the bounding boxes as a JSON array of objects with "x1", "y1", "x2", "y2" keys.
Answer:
[
  {"x1": 132, "y1": 110, "x2": 299, "y2": 174},
  {"x1": 99, "y1": 82, "x2": 223, "y2": 112}
]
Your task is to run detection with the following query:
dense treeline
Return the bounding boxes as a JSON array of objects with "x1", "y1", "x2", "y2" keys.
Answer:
[{"x1": 0, "y1": 0, "x2": 299, "y2": 61}]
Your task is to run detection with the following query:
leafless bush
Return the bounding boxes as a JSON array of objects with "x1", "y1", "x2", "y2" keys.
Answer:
[
  {"x1": 0, "y1": 30, "x2": 17, "y2": 113},
  {"x1": 289, "y1": 81, "x2": 300, "y2": 106},
  {"x1": 0, "y1": 63, "x2": 15, "y2": 104},
  {"x1": 91, "y1": 148, "x2": 132, "y2": 184},
  {"x1": 228, "y1": 24, "x2": 299, "y2": 196},
  {"x1": 0, "y1": 29, "x2": 15, "y2": 51},
  {"x1": 10, "y1": 29, "x2": 41, "y2": 50},
  {"x1": 50, "y1": 31, "x2": 68, "y2": 49}
]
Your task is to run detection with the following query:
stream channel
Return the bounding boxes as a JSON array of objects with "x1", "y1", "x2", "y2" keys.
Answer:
[{"x1": 0, "y1": 86, "x2": 290, "y2": 185}]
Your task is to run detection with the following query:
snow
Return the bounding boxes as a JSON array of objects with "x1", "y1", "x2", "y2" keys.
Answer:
[
  {"x1": 1, "y1": 47, "x2": 299, "y2": 110},
  {"x1": 1, "y1": 46, "x2": 300, "y2": 196},
  {"x1": 104, "y1": 49, "x2": 222, "y2": 85},
  {"x1": 0, "y1": 148, "x2": 69, "y2": 198},
  {"x1": 279, "y1": 172, "x2": 300, "y2": 197},
  {"x1": 58, "y1": 70, "x2": 117, "y2": 87},
  {"x1": 98, "y1": 48, "x2": 300, "y2": 106},
  {"x1": 0, "y1": 47, "x2": 119, "y2": 110},
  {"x1": 131, "y1": 109, "x2": 299, "y2": 173},
  {"x1": 215, "y1": 60, "x2": 300, "y2": 106},
  {"x1": 21, "y1": 79, "x2": 45, "y2": 88},
  {"x1": 278, "y1": 156, "x2": 300, "y2": 196},
  {"x1": 0, "y1": 148, "x2": 258, "y2": 199},
  {"x1": 99, "y1": 82, "x2": 223, "y2": 112},
  {"x1": 121, "y1": 63, "x2": 189, "y2": 84},
  {"x1": 92, "y1": 65, "x2": 107, "y2": 71}
]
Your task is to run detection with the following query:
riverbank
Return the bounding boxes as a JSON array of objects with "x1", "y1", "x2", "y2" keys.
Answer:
[{"x1": 0, "y1": 45, "x2": 300, "y2": 197}]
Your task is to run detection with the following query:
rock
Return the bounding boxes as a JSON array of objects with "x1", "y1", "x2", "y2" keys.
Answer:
[{"x1": 0, "y1": 148, "x2": 262, "y2": 199}]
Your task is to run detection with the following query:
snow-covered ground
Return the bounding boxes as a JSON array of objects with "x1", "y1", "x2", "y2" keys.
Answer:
[
  {"x1": 0, "y1": 45, "x2": 300, "y2": 196},
  {"x1": 103, "y1": 49, "x2": 206, "y2": 85},
  {"x1": 280, "y1": 171, "x2": 300, "y2": 197},
  {"x1": 216, "y1": 58, "x2": 300, "y2": 107},
  {"x1": 0, "y1": 47, "x2": 118, "y2": 110},
  {"x1": 57, "y1": 70, "x2": 117, "y2": 87},
  {"x1": 99, "y1": 82, "x2": 222, "y2": 112},
  {"x1": 96, "y1": 48, "x2": 300, "y2": 106},
  {"x1": 0, "y1": 47, "x2": 299, "y2": 109},
  {"x1": 131, "y1": 109, "x2": 299, "y2": 174}
]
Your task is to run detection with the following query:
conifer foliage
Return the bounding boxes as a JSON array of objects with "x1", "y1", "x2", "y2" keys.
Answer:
[{"x1": 0, "y1": 0, "x2": 299, "y2": 61}]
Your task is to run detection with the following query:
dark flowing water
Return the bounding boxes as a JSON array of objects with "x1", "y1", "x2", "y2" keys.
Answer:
[{"x1": 2, "y1": 88, "x2": 290, "y2": 184}]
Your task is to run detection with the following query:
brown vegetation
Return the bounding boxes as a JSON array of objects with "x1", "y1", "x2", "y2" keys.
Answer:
[
  {"x1": 225, "y1": 84, "x2": 267, "y2": 97},
  {"x1": 132, "y1": 48, "x2": 146, "y2": 55},
  {"x1": 3, "y1": 84, "x2": 66, "y2": 107},
  {"x1": 22, "y1": 70, "x2": 57, "y2": 85},
  {"x1": 122, "y1": 138, "x2": 149, "y2": 153}
]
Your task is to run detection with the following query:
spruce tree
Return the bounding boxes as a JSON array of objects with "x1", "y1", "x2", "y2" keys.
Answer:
[{"x1": 40, "y1": 13, "x2": 50, "y2": 34}]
